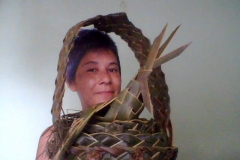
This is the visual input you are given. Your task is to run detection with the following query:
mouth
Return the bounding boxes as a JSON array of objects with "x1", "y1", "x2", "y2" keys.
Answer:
[
  {"x1": 94, "y1": 91, "x2": 116, "y2": 104},
  {"x1": 95, "y1": 91, "x2": 114, "y2": 94}
]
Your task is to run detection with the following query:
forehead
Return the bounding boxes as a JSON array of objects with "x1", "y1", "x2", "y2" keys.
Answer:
[{"x1": 80, "y1": 50, "x2": 118, "y2": 64}]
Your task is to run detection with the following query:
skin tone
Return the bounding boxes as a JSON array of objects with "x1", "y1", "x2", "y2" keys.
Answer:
[
  {"x1": 36, "y1": 50, "x2": 121, "y2": 160},
  {"x1": 68, "y1": 50, "x2": 121, "y2": 110}
]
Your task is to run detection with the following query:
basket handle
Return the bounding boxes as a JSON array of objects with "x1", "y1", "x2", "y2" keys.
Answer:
[{"x1": 51, "y1": 12, "x2": 151, "y2": 123}]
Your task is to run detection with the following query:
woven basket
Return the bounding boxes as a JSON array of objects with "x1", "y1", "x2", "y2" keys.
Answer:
[{"x1": 49, "y1": 12, "x2": 190, "y2": 160}]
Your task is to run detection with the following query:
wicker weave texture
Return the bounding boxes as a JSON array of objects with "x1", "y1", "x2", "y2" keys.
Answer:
[{"x1": 49, "y1": 12, "x2": 190, "y2": 160}]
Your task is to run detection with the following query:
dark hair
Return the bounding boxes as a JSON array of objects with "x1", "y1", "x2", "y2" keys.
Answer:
[{"x1": 67, "y1": 29, "x2": 121, "y2": 83}]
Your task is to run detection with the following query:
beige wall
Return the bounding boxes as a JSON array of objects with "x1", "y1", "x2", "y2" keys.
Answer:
[{"x1": 0, "y1": 1, "x2": 239, "y2": 159}]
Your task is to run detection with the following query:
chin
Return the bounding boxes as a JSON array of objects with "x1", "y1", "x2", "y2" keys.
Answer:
[{"x1": 97, "y1": 97, "x2": 114, "y2": 104}]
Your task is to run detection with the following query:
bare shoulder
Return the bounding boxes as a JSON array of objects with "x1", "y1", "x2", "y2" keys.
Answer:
[{"x1": 36, "y1": 125, "x2": 55, "y2": 160}]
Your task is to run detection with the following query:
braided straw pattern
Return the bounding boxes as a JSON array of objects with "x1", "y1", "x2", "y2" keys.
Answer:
[
  {"x1": 69, "y1": 116, "x2": 178, "y2": 160},
  {"x1": 50, "y1": 12, "x2": 191, "y2": 160}
]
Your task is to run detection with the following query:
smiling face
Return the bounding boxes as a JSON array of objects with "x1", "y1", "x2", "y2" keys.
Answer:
[{"x1": 68, "y1": 50, "x2": 121, "y2": 110}]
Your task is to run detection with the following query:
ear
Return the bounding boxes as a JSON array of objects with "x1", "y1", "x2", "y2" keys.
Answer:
[{"x1": 66, "y1": 80, "x2": 77, "y2": 92}]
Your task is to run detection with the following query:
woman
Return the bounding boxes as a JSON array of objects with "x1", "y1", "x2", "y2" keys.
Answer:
[{"x1": 36, "y1": 29, "x2": 122, "y2": 159}]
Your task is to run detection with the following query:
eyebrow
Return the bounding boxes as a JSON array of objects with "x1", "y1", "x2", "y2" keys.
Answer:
[
  {"x1": 81, "y1": 61, "x2": 98, "y2": 67},
  {"x1": 81, "y1": 61, "x2": 119, "y2": 67},
  {"x1": 109, "y1": 62, "x2": 119, "y2": 66}
]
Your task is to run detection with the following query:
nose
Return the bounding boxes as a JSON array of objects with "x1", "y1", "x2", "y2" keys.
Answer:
[{"x1": 99, "y1": 70, "x2": 111, "y2": 84}]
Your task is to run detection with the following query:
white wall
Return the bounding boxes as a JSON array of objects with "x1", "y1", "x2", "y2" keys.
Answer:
[{"x1": 0, "y1": 1, "x2": 239, "y2": 159}]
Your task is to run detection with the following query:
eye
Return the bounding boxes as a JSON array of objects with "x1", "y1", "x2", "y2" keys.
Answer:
[
  {"x1": 87, "y1": 68, "x2": 98, "y2": 72},
  {"x1": 109, "y1": 68, "x2": 119, "y2": 72}
]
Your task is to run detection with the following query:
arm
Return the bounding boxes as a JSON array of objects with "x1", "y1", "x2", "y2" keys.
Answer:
[{"x1": 36, "y1": 126, "x2": 54, "y2": 160}]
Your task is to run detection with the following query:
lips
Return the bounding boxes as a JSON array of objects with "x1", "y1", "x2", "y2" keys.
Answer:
[
  {"x1": 95, "y1": 90, "x2": 115, "y2": 99},
  {"x1": 95, "y1": 91, "x2": 114, "y2": 94}
]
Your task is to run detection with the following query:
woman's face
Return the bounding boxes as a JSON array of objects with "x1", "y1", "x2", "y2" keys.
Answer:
[{"x1": 69, "y1": 50, "x2": 121, "y2": 110}]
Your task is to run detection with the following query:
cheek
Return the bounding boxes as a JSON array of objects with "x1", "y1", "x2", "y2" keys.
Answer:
[
  {"x1": 78, "y1": 76, "x2": 96, "y2": 95},
  {"x1": 113, "y1": 75, "x2": 122, "y2": 91}
]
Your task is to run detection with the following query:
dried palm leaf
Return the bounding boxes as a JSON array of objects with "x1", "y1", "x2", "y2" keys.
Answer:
[{"x1": 48, "y1": 12, "x2": 191, "y2": 160}]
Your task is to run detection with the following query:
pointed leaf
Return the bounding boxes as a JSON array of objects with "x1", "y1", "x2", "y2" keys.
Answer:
[
  {"x1": 145, "y1": 24, "x2": 168, "y2": 70},
  {"x1": 139, "y1": 78, "x2": 153, "y2": 114},
  {"x1": 153, "y1": 42, "x2": 192, "y2": 68},
  {"x1": 157, "y1": 25, "x2": 181, "y2": 58}
]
